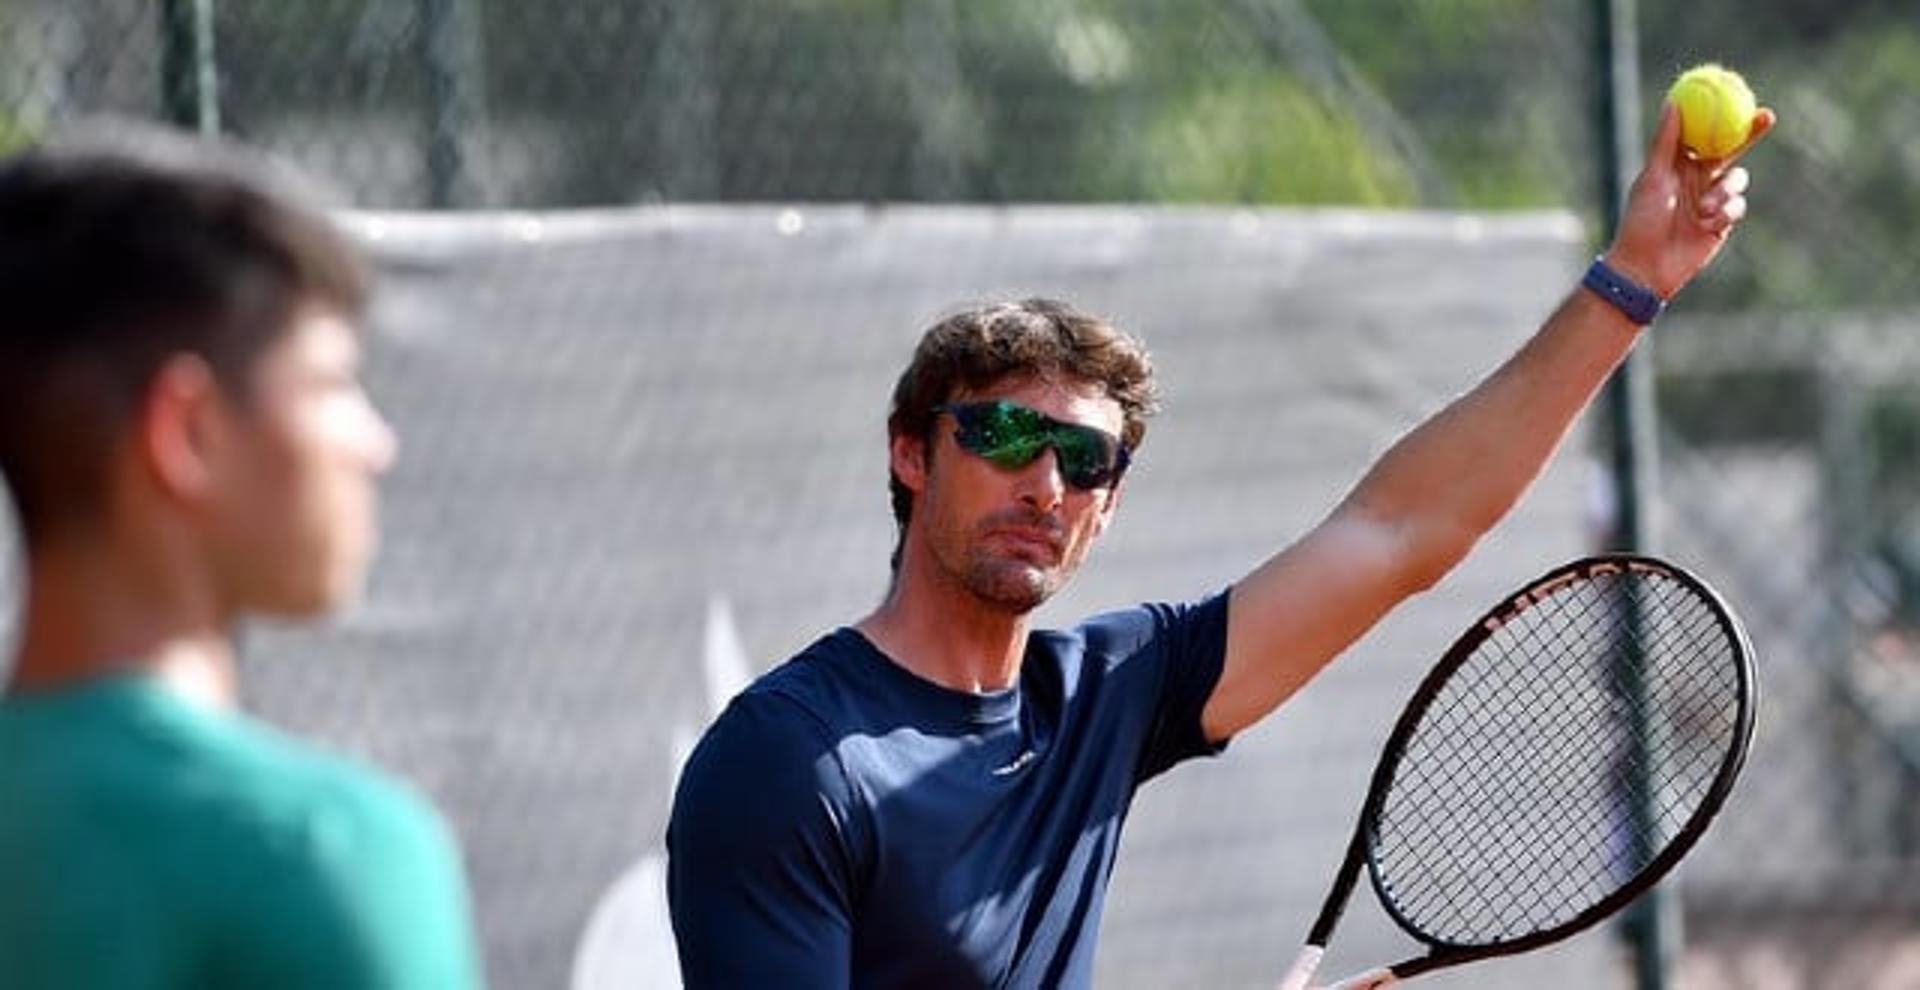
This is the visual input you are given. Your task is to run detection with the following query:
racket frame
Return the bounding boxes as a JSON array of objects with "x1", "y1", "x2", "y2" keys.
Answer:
[{"x1": 1291, "y1": 553, "x2": 1757, "y2": 985}]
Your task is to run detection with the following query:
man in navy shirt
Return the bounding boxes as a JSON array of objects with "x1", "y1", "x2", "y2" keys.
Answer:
[{"x1": 668, "y1": 103, "x2": 1774, "y2": 987}]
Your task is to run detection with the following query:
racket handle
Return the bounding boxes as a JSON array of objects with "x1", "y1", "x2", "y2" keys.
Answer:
[
  {"x1": 1323, "y1": 968, "x2": 1399, "y2": 990},
  {"x1": 1277, "y1": 946, "x2": 1323, "y2": 990}
]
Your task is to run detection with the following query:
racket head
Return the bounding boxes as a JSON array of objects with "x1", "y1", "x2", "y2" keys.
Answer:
[{"x1": 1357, "y1": 554, "x2": 1756, "y2": 970}]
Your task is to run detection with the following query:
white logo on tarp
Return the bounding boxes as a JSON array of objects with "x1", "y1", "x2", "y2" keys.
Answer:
[{"x1": 570, "y1": 594, "x2": 751, "y2": 990}]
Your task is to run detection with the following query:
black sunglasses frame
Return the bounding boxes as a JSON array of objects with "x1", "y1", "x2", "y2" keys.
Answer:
[{"x1": 935, "y1": 399, "x2": 1132, "y2": 491}]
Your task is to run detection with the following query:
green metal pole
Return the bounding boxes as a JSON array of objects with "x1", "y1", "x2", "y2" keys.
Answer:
[
  {"x1": 420, "y1": 0, "x2": 483, "y2": 208},
  {"x1": 657, "y1": 0, "x2": 717, "y2": 200},
  {"x1": 159, "y1": 0, "x2": 219, "y2": 135},
  {"x1": 1595, "y1": 1, "x2": 1678, "y2": 987},
  {"x1": 1598, "y1": 0, "x2": 1653, "y2": 547}
]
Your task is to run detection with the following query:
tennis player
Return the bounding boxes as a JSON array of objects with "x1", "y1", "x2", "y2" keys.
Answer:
[
  {"x1": 668, "y1": 104, "x2": 1774, "y2": 986},
  {"x1": 0, "y1": 131, "x2": 481, "y2": 988}
]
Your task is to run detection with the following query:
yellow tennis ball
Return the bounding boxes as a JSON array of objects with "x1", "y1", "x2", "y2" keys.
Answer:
[{"x1": 1668, "y1": 64, "x2": 1756, "y2": 159}]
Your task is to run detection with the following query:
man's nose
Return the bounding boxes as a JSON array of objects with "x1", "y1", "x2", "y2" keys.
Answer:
[{"x1": 1014, "y1": 447, "x2": 1066, "y2": 512}]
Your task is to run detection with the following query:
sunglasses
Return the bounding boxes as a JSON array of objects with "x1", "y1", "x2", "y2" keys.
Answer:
[{"x1": 937, "y1": 399, "x2": 1131, "y2": 491}]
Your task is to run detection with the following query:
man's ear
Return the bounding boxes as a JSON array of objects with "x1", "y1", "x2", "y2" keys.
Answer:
[
  {"x1": 890, "y1": 430, "x2": 928, "y2": 494},
  {"x1": 138, "y1": 354, "x2": 226, "y2": 506}
]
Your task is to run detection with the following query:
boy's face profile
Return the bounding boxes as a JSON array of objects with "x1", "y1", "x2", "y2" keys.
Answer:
[{"x1": 192, "y1": 306, "x2": 397, "y2": 617}]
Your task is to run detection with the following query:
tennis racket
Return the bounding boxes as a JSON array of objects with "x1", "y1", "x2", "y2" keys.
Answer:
[{"x1": 1279, "y1": 553, "x2": 1757, "y2": 990}]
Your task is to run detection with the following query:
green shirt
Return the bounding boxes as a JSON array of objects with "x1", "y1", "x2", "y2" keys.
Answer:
[{"x1": 0, "y1": 674, "x2": 482, "y2": 989}]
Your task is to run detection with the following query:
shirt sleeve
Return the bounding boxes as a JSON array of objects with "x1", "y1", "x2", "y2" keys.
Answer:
[
  {"x1": 213, "y1": 770, "x2": 485, "y2": 990},
  {"x1": 1079, "y1": 590, "x2": 1234, "y2": 784},
  {"x1": 667, "y1": 690, "x2": 860, "y2": 989}
]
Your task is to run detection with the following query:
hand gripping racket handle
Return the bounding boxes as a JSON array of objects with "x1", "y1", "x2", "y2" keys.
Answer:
[
  {"x1": 1277, "y1": 948, "x2": 1398, "y2": 990},
  {"x1": 1276, "y1": 946, "x2": 1323, "y2": 990}
]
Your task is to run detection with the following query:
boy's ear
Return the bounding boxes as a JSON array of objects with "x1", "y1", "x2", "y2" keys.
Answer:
[{"x1": 138, "y1": 354, "x2": 226, "y2": 506}]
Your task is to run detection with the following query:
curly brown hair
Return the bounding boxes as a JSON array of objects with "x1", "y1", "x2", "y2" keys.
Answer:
[{"x1": 885, "y1": 298, "x2": 1159, "y2": 570}]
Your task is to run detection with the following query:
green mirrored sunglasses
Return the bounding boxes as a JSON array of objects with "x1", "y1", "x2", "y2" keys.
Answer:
[{"x1": 937, "y1": 399, "x2": 1131, "y2": 491}]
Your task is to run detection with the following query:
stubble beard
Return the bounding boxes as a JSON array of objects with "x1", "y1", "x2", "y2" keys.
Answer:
[
  {"x1": 932, "y1": 514, "x2": 1078, "y2": 614},
  {"x1": 962, "y1": 550, "x2": 1059, "y2": 613}
]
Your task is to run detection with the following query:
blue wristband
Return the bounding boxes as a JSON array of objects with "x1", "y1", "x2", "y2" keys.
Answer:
[{"x1": 1582, "y1": 256, "x2": 1664, "y2": 326}]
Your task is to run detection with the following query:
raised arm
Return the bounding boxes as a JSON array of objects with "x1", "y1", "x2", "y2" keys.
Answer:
[{"x1": 1201, "y1": 102, "x2": 1777, "y2": 742}]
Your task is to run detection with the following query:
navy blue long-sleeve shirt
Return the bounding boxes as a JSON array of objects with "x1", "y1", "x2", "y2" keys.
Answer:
[{"x1": 666, "y1": 593, "x2": 1231, "y2": 988}]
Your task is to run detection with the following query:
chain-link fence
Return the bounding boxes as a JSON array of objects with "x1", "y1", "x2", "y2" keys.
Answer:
[
  {"x1": 0, "y1": 0, "x2": 1607, "y2": 210},
  {"x1": 3, "y1": 1, "x2": 1918, "y2": 988}
]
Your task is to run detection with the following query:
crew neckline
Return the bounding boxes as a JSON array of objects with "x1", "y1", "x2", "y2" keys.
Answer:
[
  {"x1": 1, "y1": 670, "x2": 220, "y2": 721},
  {"x1": 836, "y1": 627, "x2": 1023, "y2": 728}
]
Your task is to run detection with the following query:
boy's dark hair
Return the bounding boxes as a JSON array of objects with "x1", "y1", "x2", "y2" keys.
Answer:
[
  {"x1": 0, "y1": 126, "x2": 368, "y2": 544},
  {"x1": 885, "y1": 298, "x2": 1159, "y2": 570}
]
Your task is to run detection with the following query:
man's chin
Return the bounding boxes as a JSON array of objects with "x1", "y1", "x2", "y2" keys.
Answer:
[{"x1": 967, "y1": 563, "x2": 1061, "y2": 613}]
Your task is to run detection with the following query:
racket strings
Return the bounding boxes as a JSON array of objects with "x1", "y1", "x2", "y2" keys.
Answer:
[{"x1": 1369, "y1": 571, "x2": 1743, "y2": 946}]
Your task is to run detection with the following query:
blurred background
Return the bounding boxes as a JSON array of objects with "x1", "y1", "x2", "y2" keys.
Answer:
[{"x1": 2, "y1": 1, "x2": 1917, "y2": 988}]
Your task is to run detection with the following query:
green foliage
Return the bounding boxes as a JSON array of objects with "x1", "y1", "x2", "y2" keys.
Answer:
[
  {"x1": 1639, "y1": 10, "x2": 1920, "y2": 309},
  {"x1": 1143, "y1": 73, "x2": 1414, "y2": 205},
  {"x1": 1301, "y1": 0, "x2": 1591, "y2": 211},
  {"x1": 0, "y1": 112, "x2": 31, "y2": 156},
  {"x1": 21, "y1": 0, "x2": 1920, "y2": 310},
  {"x1": 0, "y1": 6, "x2": 33, "y2": 156}
]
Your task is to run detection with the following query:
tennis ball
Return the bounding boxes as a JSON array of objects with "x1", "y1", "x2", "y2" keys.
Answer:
[{"x1": 1667, "y1": 64, "x2": 1756, "y2": 159}]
